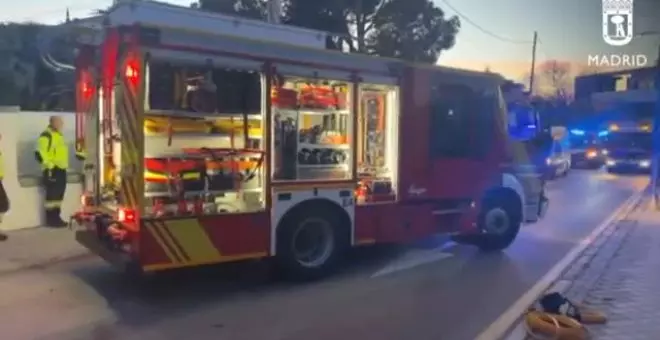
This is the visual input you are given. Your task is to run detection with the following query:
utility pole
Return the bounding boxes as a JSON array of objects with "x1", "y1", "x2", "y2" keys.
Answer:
[
  {"x1": 528, "y1": 31, "x2": 539, "y2": 130},
  {"x1": 529, "y1": 31, "x2": 538, "y2": 95}
]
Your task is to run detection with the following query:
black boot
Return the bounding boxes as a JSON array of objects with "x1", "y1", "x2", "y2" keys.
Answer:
[
  {"x1": 46, "y1": 210, "x2": 67, "y2": 228},
  {"x1": 53, "y1": 207, "x2": 68, "y2": 227}
]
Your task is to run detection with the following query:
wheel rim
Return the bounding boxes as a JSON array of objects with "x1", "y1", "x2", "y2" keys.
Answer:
[
  {"x1": 291, "y1": 217, "x2": 335, "y2": 268},
  {"x1": 483, "y1": 208, "x2": 510, "y2": 234}
]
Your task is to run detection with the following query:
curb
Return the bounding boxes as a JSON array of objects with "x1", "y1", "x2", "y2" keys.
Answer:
[{"x1": 475, "y1": 186, "x2": 647, "y2": 340}]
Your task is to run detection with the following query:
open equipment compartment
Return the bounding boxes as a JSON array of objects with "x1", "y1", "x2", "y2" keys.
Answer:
[
  {"x1": 271, "y1": 74, "x2": 353, "y2": 181},
  {"x1": 142, "y1": 54, "x2": 266, "y2": 217},
  {"x1": 356, "y1": 84, "x2": 400, "y2": 204}
]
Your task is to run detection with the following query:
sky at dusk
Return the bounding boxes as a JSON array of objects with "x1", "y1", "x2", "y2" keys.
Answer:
[{"x1": 1, "y1": 0, "x2": 659, "y2": 82}]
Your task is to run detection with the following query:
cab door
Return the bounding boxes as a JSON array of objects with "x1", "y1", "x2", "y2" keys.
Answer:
[{"x1": 425, "y1": 79, "x2": 499, "y2": 215}]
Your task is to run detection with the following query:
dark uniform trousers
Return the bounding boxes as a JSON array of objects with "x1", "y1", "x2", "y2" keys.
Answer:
[{"x1": 43, "y1": 167, "x2": 67, "y2": 222}]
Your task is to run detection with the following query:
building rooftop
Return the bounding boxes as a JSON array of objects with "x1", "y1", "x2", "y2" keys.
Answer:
[{"x1": 577, "y1": 65, "x2": 656, "y2": 79}]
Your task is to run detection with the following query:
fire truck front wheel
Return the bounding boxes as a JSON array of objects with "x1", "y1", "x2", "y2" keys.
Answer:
[
  {"x1": 464, "y1": 190, "x2": 522, "y2": 252},
  {"x1": 275, "y1": 201, "x2": 349, "y2": 281}
]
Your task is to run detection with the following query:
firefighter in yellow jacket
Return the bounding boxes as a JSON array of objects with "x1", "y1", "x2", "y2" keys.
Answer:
[{"x1": 35, "y1": 116, "x2": 86, "y2": 227}]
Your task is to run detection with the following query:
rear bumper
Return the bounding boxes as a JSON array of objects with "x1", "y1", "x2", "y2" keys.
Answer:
[
  {"x1": 571, "y1": 155, "x2": 603, "y2": 168},
  {"x1": 74, "y1": 226, "x2": 132, "y2": 270}
]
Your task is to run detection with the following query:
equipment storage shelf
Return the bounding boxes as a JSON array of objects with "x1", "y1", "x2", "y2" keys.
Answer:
[
  {"x1": 271, "y1": 78, "x2": 352, "y2": 181},
  {"x1": 140, "y1": 60, "x2": 266, "y2": 216}
]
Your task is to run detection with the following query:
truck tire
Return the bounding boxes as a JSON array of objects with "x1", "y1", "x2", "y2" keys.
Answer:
[
  {"x1": 473, "y1": 191, "x2": 522, "y2": 252},
  {"x1": 275, "y1": 202, "x2": 348, "y2": 281}
]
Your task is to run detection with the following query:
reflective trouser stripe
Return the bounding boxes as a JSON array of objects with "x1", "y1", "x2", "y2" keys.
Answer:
[{"x1": 44, "y1": 201, "x2": 62, "y2": 209}]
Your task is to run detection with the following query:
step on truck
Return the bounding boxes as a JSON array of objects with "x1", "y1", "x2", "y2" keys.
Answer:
[{"x1": 48, "y1": 0, "x2": 549, "y2": 280}]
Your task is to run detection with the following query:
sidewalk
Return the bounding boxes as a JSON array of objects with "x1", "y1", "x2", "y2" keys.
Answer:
[
  {"x1": 0, "y1": 226, "x2": 90, "y2": 274},
  {"x1": 533, "y1": 197, "x2": 660, "y2": 339}
]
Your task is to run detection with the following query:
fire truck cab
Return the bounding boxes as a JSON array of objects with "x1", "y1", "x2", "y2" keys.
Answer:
[{"x1": 57, "y1": 0, "x2": 548, "y2": 280}]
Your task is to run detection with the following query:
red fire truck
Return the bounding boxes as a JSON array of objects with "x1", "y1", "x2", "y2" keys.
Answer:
[{"x1": 55, "y1": 1, "x2": 548, "y2": 280}]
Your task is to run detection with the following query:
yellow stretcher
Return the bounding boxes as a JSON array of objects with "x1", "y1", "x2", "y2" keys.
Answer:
[
  {"x1": 144, "y1": 116, "x2": 213, "y2": 134},
  {"x1": 144, "y1": 116, "x2": 262, "y2": 137}
]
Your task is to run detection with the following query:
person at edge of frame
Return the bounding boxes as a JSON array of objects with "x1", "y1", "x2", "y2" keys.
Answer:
[
  {"x1": 0, "y1": 132, "x2": 9, "y2": 241},
  {"x1": 35, "y1": 116, "x2": 86, "y2": 228},
  {"x1": 653, "y1": 59, "x2": 660, "y2": 209}
]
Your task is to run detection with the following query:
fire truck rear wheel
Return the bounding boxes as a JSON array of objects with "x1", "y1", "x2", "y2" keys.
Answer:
[
  {"x1": 473, "y1": 190, "x2": 522, "y2": 252},
  {"x1": 275, "y1": 201, "x2": 349, "y2": 281}
]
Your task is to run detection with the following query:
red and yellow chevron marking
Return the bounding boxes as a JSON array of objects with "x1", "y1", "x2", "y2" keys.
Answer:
[
  {"x1": 142, "y1": 219, "x2": 267, "y2": 272},
  {"x1": 117, "y1": 51, "x2": 143, "y2": 209}
]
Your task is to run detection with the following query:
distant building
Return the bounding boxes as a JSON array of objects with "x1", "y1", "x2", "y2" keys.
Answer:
[{"x1": 573, "y1": 66, "x2": 656, "y2": 120}]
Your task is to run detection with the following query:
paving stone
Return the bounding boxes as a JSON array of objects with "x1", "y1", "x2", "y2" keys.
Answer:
[{"x1": 557, "y1": 198, "x2": 660, "y2": 339}]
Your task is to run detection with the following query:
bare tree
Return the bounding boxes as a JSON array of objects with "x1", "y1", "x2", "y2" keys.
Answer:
[{"x1": 536, "y1": 60, "x2": 572, "y2": 102}]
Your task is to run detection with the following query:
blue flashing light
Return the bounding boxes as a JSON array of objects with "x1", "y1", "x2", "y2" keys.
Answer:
[
  {"x1": 570, "y1": 129, "x2": 585, "y2": 136},
  {"x1": 597, "y1": 130, "x2": 609, "y2": 137},
  {"x1": 526, "y1": 124, "x2": 537, "y2": 129}
]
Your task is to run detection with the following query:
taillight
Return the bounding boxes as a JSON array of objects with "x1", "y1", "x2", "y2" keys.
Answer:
[
  {"x1": 586, "y1": 150, "x2": 598, "y2": 158},
  {"x1": 117, "y1": 208, "x2": 136, "y2": 223}
]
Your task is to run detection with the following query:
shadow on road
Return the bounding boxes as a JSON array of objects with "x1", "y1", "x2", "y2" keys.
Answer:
[
  {"x1": 41, "y1": 238, "x2": 535, "y2": 340},
  {"x1": 65, "y1": 244, "x2": 408, "y2": 335}
]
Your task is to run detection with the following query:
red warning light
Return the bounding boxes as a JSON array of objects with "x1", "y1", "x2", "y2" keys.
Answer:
[
  {"x1": 117, "y1": 208, "x2": 136, "y2": 223},
  {"x1": 79, "y1": 71, "x2": 94, "y2": 100},
  {"x1": 125, "y1": 61, "x2": 140, "y2": 87}
]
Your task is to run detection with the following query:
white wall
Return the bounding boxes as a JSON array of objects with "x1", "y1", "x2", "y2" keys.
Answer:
[{"x1": 0, "y1": 107, "x2": 82, "y2": 230}]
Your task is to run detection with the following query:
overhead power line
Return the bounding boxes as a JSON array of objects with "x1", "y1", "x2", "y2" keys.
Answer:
[{"x1": 438, "y1": 0, "x2": 533, "y2": 45}]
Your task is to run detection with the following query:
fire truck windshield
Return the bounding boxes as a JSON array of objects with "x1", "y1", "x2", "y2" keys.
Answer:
[{"x1": 602, "y1": 132, "x2": 652, "y2": 150}]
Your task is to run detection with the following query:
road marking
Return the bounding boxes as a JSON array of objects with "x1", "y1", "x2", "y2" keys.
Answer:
[
  {"x1": 474, "y1": 186, "x2": 646, "y2": 340},
  {"x1": 371, "y1": 243, "x2": 454, "y2": 278}
]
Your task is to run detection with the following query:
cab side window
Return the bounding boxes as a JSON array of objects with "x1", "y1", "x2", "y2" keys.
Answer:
[{"x1": 429, "y1": 83, "x2": 479, "y2": 158}]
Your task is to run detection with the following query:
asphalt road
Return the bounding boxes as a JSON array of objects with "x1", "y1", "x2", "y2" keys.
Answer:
[{"x1": 0, "y1": 170, "x2": 648, "y2": 340}]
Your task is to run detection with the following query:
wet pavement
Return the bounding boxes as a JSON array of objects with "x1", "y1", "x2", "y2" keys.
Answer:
[{"x1": 0, "y1": 170, "x2": 648, "y2": 340}]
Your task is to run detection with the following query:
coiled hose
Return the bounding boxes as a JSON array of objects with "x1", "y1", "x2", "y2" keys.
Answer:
[{"x1": 524, "y1": 305, "x2": 607, "y2": 340}]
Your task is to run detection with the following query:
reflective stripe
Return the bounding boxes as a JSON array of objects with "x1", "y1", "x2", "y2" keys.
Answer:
[
  {"x1": 145, "y1": 171, "x2": 168, "y2": 180},
  {"x1": 181, "y1": 172, "x2": 201, "y2": 180},
  {"x1": 44, "y1": 201, "x2": 62, "y2": 209}
]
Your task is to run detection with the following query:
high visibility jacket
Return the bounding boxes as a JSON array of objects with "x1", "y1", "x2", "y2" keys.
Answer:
[{"x1": 35, "y1": 127, "x2": 72, "y2": 170}]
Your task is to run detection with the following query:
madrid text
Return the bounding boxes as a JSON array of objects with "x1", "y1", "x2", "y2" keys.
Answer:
[{"x1": 588, "y1": 54, "x2": 648, "y2": 67}]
